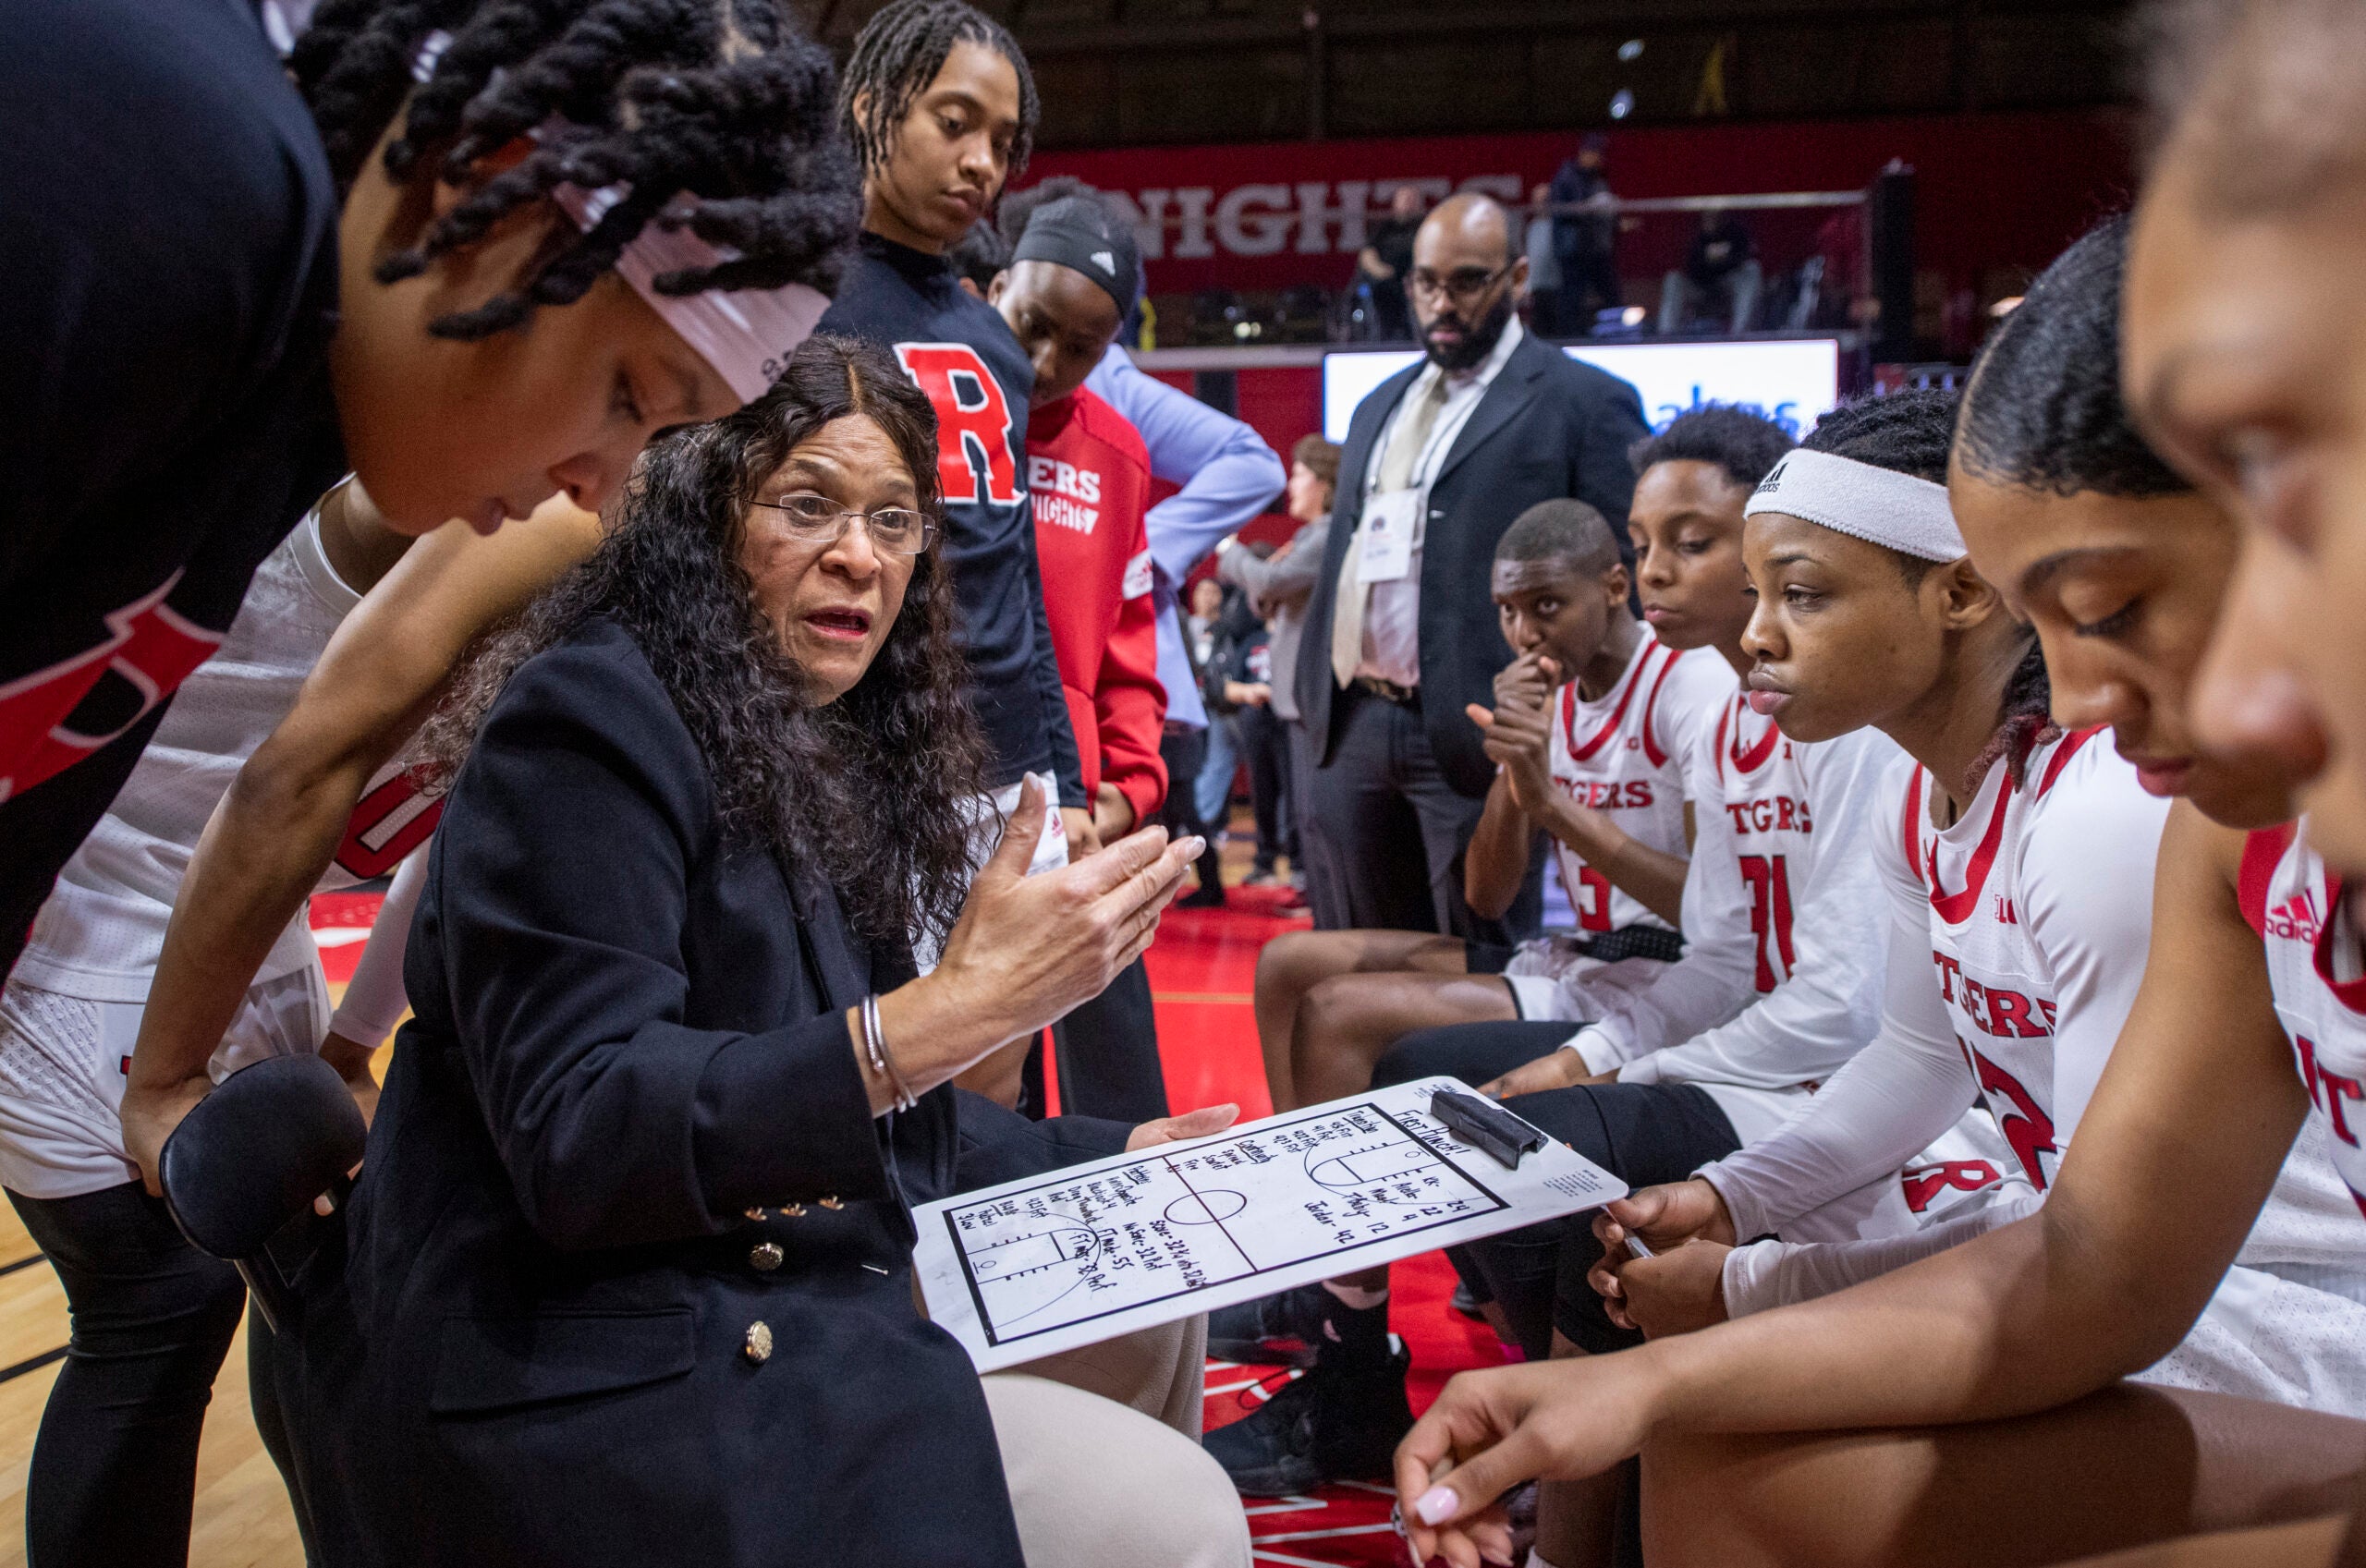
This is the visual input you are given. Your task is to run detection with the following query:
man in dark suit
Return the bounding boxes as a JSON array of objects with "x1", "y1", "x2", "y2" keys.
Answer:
[{"x1": 1295, "y1": 192, "x2": 1650, "y2": 946}]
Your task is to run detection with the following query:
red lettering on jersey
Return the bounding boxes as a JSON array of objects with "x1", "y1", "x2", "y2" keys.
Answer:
[
  {"x1": 1774, "y1": 796, "x2": 1798, "y2": 832},
  {"x1": 1961, "y1": 977, "x2": 1989, "y2": 1030},
  {"x1": 1933, "y1": 952, "x2": 1961, "y2": 1003},
  {"x1": 1739, "y1": 854, "x2": 1797, "y2": 992},
  {"x1": 335, "y1": 772, "x2": 446, "y2": 881},
  {"x1": 894, "y1": 344, "x2": 1023, "y2": 506},
  {"x1": 1901, "y1": 1160, "x2": 2005, "y2": 1213},
  {"x1": 0, "y1": 576, "x2": 223, "y2": 802},
  {"x1": 2295, "y1": 1034, "x2": 2366, "y2": 1148},
  {"x1": 1985, "y1": 988, "x2": 2049, "y2": 1039},
  {"x1": 1962, "y1": 1039, "x2": 2060, "y2": 1188},
  {"x1": 1576, "y1": 865, "x2": 1613, "y2": 932},
  {"x1": 1995, "y1": 896, "x2": 2018, "y2": 925}
]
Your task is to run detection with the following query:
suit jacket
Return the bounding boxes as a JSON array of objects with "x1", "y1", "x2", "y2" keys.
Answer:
[
  {"x1": 1294, "y1": 331, "x2": 1650, "y2": 796},
  {"x1": 1218, "y1": 518, "x2": 1328, "y2": 723},
  {"x1": 284, "y1": 616, "x2": 1128, "y2": 1568}
]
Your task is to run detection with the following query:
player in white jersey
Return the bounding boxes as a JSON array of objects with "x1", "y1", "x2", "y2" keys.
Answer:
[
  {"x1": 2253, "y1": 826, "x2": 2366, "y2": 1222},
  {"x1": 118, "y1": 498, "x2": 603, "y2": 1185},
  {"x1": 0, "y1": 482, "x2": 432, "y2": 1566},
  {"x1": 1248, "y1": 498, "x2": 1731, "y2": 1116},
  {"x1": 1398, "y1": 217, "x2": 2366, "y2": 1568}
]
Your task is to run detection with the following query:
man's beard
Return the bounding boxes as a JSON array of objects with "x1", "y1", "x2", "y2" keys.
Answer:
[{"x1": 1423, "y1": 290, "x2": 1515, "y2": 372}]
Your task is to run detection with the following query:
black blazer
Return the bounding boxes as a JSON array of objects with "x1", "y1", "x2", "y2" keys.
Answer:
[
  {"x1": 280, "y1": 617, "x2": 1128, "y2": 1568},
  {"x1": 1294, "y1": 330, "x2": 1650, "y2": 797}
]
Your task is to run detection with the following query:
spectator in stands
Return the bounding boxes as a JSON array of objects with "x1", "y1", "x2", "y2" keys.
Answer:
[
  {"x1": 1297, "y1": 192, "x2": 1652, "y2": 945},
  {"x1": 1661, "y1": 206, "x2": 1762, "y2": 335},
  {"x1": 1551, "y1": 133, "x2": 1622, "y2": 328},
  {"x1": 1357, "y1": 185, "x2": 1427, "y2": 341},
  {"x1": 1524, "y1": 184, "x2": 1566, "y2": 337},
  {"x1": 1197, "y1": 577, "x2": 1274, "y2": 872},
  {"x1": 1217, "y1": 434, "x2": 1343, "y2": 916}
]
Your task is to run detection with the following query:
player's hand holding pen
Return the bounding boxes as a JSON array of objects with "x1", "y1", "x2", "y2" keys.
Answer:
[
  {"x1": 860, "y1": 779, "x2": 1202, "y2": 1115},
  {"x1": 1588, "y1": 1178, "x2": 1737, "y2": 1331}
]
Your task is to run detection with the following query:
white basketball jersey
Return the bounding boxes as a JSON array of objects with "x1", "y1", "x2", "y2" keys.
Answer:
[
  {"x1": 2256, "y1": 826, "x2": 2366, "y2": 1223},
  {"x1": 1897, "y1": 728, "x2": 2128, "y2": 1191},
  {"x1": 1710, "y1": 694, "x2": 1826, "y2": 997},
  {"x1": 1547, "y1": 637, "x2": 1735, "y2": 935},
  {"x1": 11, "y1": 502, "x2": 442, "y2": 1003}
]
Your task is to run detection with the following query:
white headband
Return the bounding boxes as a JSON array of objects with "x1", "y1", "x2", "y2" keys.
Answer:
[
  {"x1": 412, "y1": 31, "x2": 825, "y2": 405},
  {"x1": 1743, "y1": 447, "x2": 1966, "y2": 562}
]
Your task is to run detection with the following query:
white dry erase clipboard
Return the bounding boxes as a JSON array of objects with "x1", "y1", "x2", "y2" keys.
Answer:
[{"x1": 913, "y1": 1077, "x2": 1627, "y2": 1372}]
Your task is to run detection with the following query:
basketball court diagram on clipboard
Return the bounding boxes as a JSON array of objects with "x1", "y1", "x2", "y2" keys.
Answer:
[{"x1": 916, "y1": 1078, "x2": 1627, "y2": 1371}]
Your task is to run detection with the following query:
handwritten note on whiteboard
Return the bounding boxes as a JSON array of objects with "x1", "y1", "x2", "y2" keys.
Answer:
[{"x1": 914, "y1": 1077, "x2": 1627, "y2": 1371}]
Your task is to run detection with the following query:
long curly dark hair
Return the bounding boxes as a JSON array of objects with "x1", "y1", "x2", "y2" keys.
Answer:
[{"x1": 414, "y1": 334, "x2": 988, "y2": 944}]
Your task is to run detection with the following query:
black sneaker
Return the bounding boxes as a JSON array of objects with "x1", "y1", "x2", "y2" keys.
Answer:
[
  {"x1": 1203, "y1": 1335, "x2": 1415, "y2": 1497},
  {"x1": 1207, "y1": 1282, "x2": 1332, "y2": 1367},
  {"x1": 1448, "y1": 1281, "x2": 1487, "y2": 1321}
]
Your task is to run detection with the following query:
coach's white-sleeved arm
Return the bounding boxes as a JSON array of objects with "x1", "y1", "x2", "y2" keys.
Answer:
[
  {"x1": 1722, "y1": 1186, "x2": 2044, "y2": 1316},
  {"x1": 325, "y1": 846, "x2": 426, "y2": 1049},
  {"x1": 1689, "y1": 769, "x2": 1977, "y2": 1242},
  {"x1": 1615, "y1": 733, "x2": 1897, "y2": 1092}
]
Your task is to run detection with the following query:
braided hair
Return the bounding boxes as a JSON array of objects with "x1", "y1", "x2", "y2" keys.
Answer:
[
  {"x1": 292, "y1": 0, "x2": 860, "y2": 340},
  {"x1": 1806, "y1": 390, "x2": 2057, "y2": 787},
  {"x1": 1957, "y1": 217, "x2": 2190, "y2": 498},
  {"x1": 838, "y1": 0, "x2": 1038, "y2": 186}
]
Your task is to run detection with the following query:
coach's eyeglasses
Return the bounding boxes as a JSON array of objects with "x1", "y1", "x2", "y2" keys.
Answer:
[
  {"x1": 750, "y1": 492, "x2": 940, "y2": 556},
  {"x1": 1407, "y1": 262, "x2": 1515, "y2": 309}
]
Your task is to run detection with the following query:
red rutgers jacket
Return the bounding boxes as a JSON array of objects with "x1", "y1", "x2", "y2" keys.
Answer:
[{"x1": 1026, "y1": 388, "x2": 1168, "y2": 826}]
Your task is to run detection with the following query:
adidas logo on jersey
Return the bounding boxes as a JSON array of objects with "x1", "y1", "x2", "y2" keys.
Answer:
[{"x1": 2265, "y1": 892, "x2": 2323, "y2": 946}]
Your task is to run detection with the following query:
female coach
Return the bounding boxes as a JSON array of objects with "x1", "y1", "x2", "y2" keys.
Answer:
[{"x1": 275, "y1": 335, "x2": 1247, "y2": 1568}]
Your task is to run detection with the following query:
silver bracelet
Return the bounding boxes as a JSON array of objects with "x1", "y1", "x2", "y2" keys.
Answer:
[{"x1": 861, "y1": 993, "x2": 916, "y2": 1112}]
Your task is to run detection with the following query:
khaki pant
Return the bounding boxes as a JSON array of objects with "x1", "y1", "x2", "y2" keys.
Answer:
[{"x1": 985, "y1": 1316, "x2": 1250, "y2": 1568}]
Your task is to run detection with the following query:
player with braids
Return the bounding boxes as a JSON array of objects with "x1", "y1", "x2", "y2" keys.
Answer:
[
  {"x1": 838, "y1": 0, "x2": 1040, "y2": 192},
  {"x1": 816, "y1": 0, "x2": 1097, "y2": 1048},
  {"x1": 291, "y1": 0, "x2": 856, "y2": 336},
  {"x1": 0, "y1": 0, "x2": 860, "y2": 1001}
]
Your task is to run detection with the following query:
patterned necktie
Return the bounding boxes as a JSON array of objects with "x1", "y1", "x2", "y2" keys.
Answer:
[{"x1": 1331, "y1": 373, "x2": 1449, "y2": 688}]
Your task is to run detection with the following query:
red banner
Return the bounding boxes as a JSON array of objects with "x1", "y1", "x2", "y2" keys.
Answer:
[{"x1": 1026, "y1": 110, "x2": 2135, "y2": 298}]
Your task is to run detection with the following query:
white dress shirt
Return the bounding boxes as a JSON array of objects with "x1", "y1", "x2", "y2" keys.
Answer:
[{"x1": 1352, "y1": 314, "x2": 1526, "y2": 687}]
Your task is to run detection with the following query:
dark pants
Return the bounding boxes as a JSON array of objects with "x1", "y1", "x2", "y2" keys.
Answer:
[
  {"x1": 1238, "y1": 704, "x2": 1293, "y2": 875},
  {"x1": 1373, "y1": 1023, "x2": 1741, "y2": 1357},
  {"x1": 1030, "y1": 956, "x2": 1171, "y2": 1123},
  {"x1": 9, "y1": 1182, "x2": 250, "y2": 1568},
  {"x1": 1288, "y1": 718, "x2": 1346, "y2": 926},
  {"x1": 1310, "y1": 685, "x2": 1542, "y2": 944},
  {"x1": 1160, "y1": 727, "x2": 1226, "y2": 896}
]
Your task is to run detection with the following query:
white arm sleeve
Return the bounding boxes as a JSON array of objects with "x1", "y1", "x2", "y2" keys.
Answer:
[
  {"x1": 1567, "y1": 702, "x2": 1757, "y2": 1073},
  {"x1": 1722, "y1": 1188, "x2": 2045, "y2": 1316},
  {"x1": 1690, "y1": 761, "x2": 1979, "y2": 1241},
  {"x1": 1617, "y1": 730, "x2": 1899, "y2": 1092},
  {"x1": 325, "y1": 847, "x2": 427, "y2": 1048}
]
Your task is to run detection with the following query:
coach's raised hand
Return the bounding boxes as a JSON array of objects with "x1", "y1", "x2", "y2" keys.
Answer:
[{"x1": 866, "y1": 778, "x2": 1201, "y2": 1112}]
